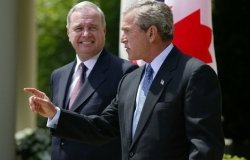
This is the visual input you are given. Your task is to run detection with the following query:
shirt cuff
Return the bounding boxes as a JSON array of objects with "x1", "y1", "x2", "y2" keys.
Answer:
[{"x1": 46, "y1": 107, "x2": 61, "y2": 128}]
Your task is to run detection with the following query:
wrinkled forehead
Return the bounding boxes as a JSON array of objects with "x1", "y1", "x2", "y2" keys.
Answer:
[
  {"x1": 122, "y1": 10, "x2": 136, "y2": 26},
  {"x1": 68, "y1": 7, "x2": 104, "y2": 26},
  {"x1": 71, "y1": 8, "x2": 101, "y2": 20},
  {"x1": 69, "y1": 10, "x2": 103, "y2": 26}
]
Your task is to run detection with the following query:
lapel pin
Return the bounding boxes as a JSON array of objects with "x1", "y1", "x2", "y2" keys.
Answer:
[{"x1": 160, "y1": 80, "x2": 164, "y2": 85}]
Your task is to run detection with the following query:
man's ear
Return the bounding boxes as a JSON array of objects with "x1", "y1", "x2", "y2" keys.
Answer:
[
  {"x1": 67, "y1": 29, "x2": 71, "y2": 42},
  {"x1": 104, "y1": 27, "x2": 106, "y2": 35},
  {"x1": 147, "y1": 25, "x2": 157, "y2": 42}
]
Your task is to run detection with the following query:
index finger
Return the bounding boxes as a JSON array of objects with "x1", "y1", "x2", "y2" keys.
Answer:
[{"x1": 23, "y1": 87, "x2": 45, "y2": 98}]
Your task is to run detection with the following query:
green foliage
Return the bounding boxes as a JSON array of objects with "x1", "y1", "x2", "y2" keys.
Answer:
[
  {"x1": 98, "y1": 1, "x2": 121, "y2": 54},
  {"x1": 15, "y1": 128, "x2": 51, "y2": 160},
  {"x1": 223, "y1": 154, "x2": 247, "y2": 160},
  {"x1": 37, "y1": 0, "x2": 76, "y2": 127},
  {"x1": 37, "y1": 0, "x2": 77, "y2": 96}
]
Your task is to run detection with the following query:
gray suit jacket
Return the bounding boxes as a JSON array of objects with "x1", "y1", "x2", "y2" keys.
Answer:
[
  {"x1": 53, "y1": 46, "x2": 224, "y2": 160},
  {"x1": 50, "y1": 49, "x2": 137, "y2": 160}
]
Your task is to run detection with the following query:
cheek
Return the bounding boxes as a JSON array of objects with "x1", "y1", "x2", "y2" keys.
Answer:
[
  {"x1": 69, "y1": 32, "x2": 80, "y2": 40},
  {"x1": 131, "y1": 36, "x2": 146, "y2": 48},
  {"x1": 96, "y1": 34, "x2": 105, "y2": 43},
  {"x1": 68, "y1": 34, "x2": 75, "y2": 43},
  {"x1": 128, "y1": 36, "x2": 138, "y2": 47}
]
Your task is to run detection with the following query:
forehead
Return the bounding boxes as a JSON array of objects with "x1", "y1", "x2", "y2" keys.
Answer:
[
  {"x1": 121, "y1": 12, "x2": 136, "y2": 28},
  {"x1": 70, "y1": 9, "x2": 102, "y2": 25}
]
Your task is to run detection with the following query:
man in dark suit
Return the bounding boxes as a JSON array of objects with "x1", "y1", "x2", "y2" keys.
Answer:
[
  {"x1": 25, "y1": 1, "x2": 224, "y2": 159},
  {"x1": 40, "y1": 1, "x2": 137, "y2": 160}
]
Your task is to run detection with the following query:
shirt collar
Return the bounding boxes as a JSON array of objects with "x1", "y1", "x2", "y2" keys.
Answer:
[
  {"x1": 74, "y1": 50, "x2": 102, "y2": 74},
  {"x1": 147, "y1": 43, "x2": 174, "y2": 77}
]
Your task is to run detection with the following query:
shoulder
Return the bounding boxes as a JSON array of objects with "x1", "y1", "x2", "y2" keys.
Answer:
[
  {"x1": 101, "y1": 49, "x2": 138, "y2": 73},
  {"x1": 119, "y1": 66, "x2": 143, "y2": 85},
  {"x1": 172, "y1": 46, "x2": 214, "y2": 74},
  {"x1": 182, "y1": 55, "x2": 215, "y2": 76},
  {"x1": 165, "y1": 46, "x2": 217, "y2": 82},
  {"x1": 51, "y1": 61, "x2": 75, "y2": 77},
  {"x1": 178, "y1": 53, "x2": 218, "y2": 84}
]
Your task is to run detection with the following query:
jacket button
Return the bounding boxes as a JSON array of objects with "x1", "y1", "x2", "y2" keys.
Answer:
[
  {"x1": 129, "y1": 152, "x2": 134, "y2": 158},
  {"x1": 60, "y1": 142, "x2": 64, "y2": 146}
]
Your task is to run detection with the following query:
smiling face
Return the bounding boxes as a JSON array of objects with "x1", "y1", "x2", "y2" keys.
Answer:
[{"x1": 67, "y1": 8, "x2": 106, "y2": 61}]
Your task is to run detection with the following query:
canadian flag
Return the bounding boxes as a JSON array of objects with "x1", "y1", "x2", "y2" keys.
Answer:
[{"x1": 119, "y1": 0, "x2": 217, "y2": 72}]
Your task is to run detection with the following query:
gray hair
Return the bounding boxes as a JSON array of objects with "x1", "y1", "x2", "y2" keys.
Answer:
[
  {"x1": 66, "y1": 1, "x2": 106, "y2": 29},
  {"x1": 124, "y1": 0, "x2": 173, "y2": 41}
]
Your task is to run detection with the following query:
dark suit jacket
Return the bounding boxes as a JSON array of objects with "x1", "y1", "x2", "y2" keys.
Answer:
[
  {"x1": 50, "y1": 49, "x2": 137, "y2": 160},
  {"x1": 53, "y1": 46, "x2": 225, "y2": 160}
]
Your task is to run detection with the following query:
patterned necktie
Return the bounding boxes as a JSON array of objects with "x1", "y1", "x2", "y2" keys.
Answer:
[
  {"x1": 141, "y1": 64, "x2": 154, "y2": 96},
  {"x1": 132, "y1": 64, "x2": 154, "y2": 137},
  {"x1": 68, "y1": 63, "x2": 87, "y2": 109}
]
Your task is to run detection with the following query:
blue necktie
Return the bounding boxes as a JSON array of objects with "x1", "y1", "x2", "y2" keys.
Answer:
[
  {"x1": 132, "y1": 64, "x2": 154, "y2": 137},
  {"x1": 142, "y1": 64, "x2": 154, "y2": 96}
]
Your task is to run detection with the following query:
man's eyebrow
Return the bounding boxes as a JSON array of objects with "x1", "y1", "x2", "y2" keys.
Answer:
[{"x1": 121, "y1": 26, "x2": 128, "y2": 30}]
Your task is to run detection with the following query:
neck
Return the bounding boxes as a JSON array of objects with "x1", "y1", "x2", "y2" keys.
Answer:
[{"x1": 143, "y1": 41, "x2": 171, "y2": 63}]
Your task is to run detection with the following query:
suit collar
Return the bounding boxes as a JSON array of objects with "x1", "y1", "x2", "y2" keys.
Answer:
[
  {"x1": 75, "y1": 51, "x2": 101, "y2": 77},
  {"x1": 69, "y1": 49, "x2": 110, "y2": 111},
  {"x1": 150, "y1": 43, "x2": 174, "y2": 75},
  {"x1": 124, "y1": 67, "x2": 145, "y2": 145}
]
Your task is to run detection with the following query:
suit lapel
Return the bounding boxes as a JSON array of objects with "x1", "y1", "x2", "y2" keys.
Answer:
[
  {"x1": 125, "y1": 67, "x2": 144, "y2": 145},
  {"x1": 69, "y1": 50, "x2": 109, "y2": 111},
  {"x1": 130, "y1": 47, "x2": 180, "y2": 147},
  {"x1": 58, "y1": 62, "x2": 75, "y2": 109}
]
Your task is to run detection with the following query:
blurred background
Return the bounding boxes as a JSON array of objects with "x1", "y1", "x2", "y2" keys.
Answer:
[{"x1": 0, "y1": 0, "x2": 249, "y2": 159}]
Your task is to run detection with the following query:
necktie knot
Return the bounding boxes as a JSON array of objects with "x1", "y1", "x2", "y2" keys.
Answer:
[{"x1": 79, "y1": 63, "x2": 87, "y2": 82}]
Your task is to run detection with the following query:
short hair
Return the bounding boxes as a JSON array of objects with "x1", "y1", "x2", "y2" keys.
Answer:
[
  {"x1": 66, "y1": 1, "x2": 106, "y2": 29},
  {"x1": 124, "y1": 0, "x2": 173, "y2": 41}
]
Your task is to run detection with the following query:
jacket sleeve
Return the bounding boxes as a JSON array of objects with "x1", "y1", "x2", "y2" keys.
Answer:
[{"x1": 184, "y1": 64, "x2": 225, "y2": 160}]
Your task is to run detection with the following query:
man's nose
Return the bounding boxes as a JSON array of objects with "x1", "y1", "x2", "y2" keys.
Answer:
[{"x1": 81, "y1": 29, "x2": 91, "y2": 37}]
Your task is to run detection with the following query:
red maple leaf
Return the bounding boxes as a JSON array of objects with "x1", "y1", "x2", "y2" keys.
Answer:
[{"x1": 173, "y1": 9, "x2": 212, "y2": 63}]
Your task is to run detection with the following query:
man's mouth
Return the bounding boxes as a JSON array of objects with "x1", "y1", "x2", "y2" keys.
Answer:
[{"x1": 79, "y1": 41, "x2": 94, "y2": 44}]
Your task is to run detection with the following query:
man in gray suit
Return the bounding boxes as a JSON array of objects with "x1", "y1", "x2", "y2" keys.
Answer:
[
  {"x1": 25, "y1": 0, "x2": 224, "y2": 159},
  {"x1": 34, "y1": 1, "x2": 137, "y2": 160}
]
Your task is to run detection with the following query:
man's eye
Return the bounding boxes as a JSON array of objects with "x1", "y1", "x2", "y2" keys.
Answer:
[
  {"x1": 89, "y1": 26, "x2": 97, "y2": 31},
  {"x1": 74, "y1": 28, "x2": 82, "y2": 32},
  {"x1": 123, "y1": 30, "x2": 129, "y2": 34}
]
